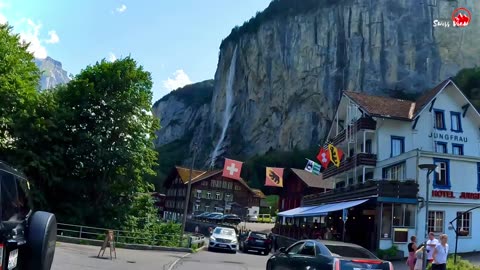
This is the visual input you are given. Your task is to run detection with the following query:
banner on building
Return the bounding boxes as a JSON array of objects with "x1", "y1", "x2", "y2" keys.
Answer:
[
  {"x1": 304, "y1": 159, "x2": 321, "y2": 175},
  {"x1": 222, "y1": 158, "x2": 243, "y2": 180},
  {"x1": 265, "y1": 167, "x2": 284, "y2": 187},
  {"x1": 316, "y1": 147, "x2": 331, "y2": 169},
  {"x1": 328, "y1": 144, "x2": 344, "y2": 167}
]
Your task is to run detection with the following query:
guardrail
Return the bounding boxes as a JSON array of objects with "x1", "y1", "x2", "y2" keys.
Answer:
[{"x1": 57, "y1": 223, "x2": 205, "y2": 249}]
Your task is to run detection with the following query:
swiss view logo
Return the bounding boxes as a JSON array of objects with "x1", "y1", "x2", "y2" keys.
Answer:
[{"x1": 452, "y1": 7, "x2": 471, "y2": 27}]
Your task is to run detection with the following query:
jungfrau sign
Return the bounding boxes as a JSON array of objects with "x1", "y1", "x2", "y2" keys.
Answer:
[{"x1": 428, "y1": 132, "x2": 468, "y2": 142}]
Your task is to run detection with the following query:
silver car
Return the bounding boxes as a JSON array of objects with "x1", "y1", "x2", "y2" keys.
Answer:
[{"x1": 208, "y1": 227, "x2": 238, "y2": 253}]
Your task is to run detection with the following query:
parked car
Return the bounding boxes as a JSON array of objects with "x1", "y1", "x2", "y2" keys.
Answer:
[
  {"x1": 246, "y1": 214, "x2": 258, "y2": 222},
  {"x1": 258, "y1": 214, "x2": 272, "y2": 223},
  {"x1": 239, "y1": 231, "x2": 271, "y2": 255},
  {"x1": 203, "y1": 212, "x2": 222, "y2": 221},
  {"x1": 221, "y1": 214, "x2": 242, "y2": 225},
  {"x1": 266, "y1": 240, "x2": 394, "y2": 270},
  {"x1": 194, "y1": 212, "x2": 210, "y2": 219},
  {"x1": 208, "y1": 227, "x2": 238, "y2": 253},
  {"x1": 0, "y1": 161, "x2": 57, "y2": 270},
  {"x1": 210, "y1": 214, "x2": 224, "y2": 223},
  {"x1": 206, "y1": 213, "x2": 223, "y2": 222}
]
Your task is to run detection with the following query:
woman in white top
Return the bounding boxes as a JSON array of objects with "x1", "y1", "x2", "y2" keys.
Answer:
[{"x1": 432, "y1": 234, "x2": 449, "y2": 270}]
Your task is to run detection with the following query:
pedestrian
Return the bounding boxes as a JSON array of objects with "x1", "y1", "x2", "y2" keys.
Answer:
[
  {"x1": 406, "y1": 235, "x2": 418, "y2": 270},
  {"x1": 426, "y1": 232, "x2": 439, "y2": 265},
  {"x1": 432, "y1": 234, "x2": 449, "y2": 270},
  {"x1": 414, "y1": 244, "x2": 425, "y2": 270}
]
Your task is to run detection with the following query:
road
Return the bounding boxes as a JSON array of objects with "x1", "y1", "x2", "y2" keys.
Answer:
[
  {"x1": 52, "y1": 242, "x2": 188, "y2": 270},
  {"x1": 171, "y1": 249, "x2": 269, "y2": 270}
]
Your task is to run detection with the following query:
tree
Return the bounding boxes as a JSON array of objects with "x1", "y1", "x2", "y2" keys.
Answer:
[
  {"x1": 453, "y1": 68, "x2": 480, "y2": 109},
  {"x1": 0, "y1": 24, "x2": 40, "y2": 150}
]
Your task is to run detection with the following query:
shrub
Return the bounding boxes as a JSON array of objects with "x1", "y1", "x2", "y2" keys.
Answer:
[{"x1": 426, "y1": 256, "x2": 480, "y2": 270}]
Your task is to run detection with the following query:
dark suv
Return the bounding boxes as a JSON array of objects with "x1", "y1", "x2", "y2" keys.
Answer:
[{"x1": 0, "y1": 161, "x2": 57, "y2": 270}]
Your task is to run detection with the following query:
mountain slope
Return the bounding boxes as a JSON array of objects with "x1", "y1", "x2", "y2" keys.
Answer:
[
  {"x1": 153, "y1": 0, "x2": 480, "y2": 171},
  {"x1": 34, "y1": 57, "x2": 70, "y2": 90}
]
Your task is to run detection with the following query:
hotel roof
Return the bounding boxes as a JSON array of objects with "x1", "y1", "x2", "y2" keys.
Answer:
[{"x1": 290, "y1": 168, "x2": 335, "y2": 189}]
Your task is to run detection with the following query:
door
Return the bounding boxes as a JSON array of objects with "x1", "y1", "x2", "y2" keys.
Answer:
[
  {"x1": 286, "y1": 241, "x2": 317, "y2": 270},
  {"x1": 274, "y1": 242, "x2": 304, "y2": 270}
]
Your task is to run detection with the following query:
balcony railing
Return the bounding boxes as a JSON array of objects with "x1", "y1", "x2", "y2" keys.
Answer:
[
  {"x1": 303, "y1": 179, "x2": 419, "y2": 205},
  {"x1": 331, "y1": 117, "x2": 377, "y2": 145},
  {"x1": 322, "y1": 153, "x2": 377, "y2": 179}
]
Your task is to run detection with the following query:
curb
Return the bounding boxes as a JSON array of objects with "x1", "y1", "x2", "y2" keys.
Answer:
[
  {"x1": 57, "y1": 236, "x2": 194, "y2": 253},
  {"x1": 167, "y1": 252, "x2": 190, "y2": 270}
]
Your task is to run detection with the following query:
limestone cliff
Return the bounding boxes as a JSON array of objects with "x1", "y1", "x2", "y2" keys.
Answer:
[
  {"x1": 34, "y1": 57, "x2": 71, "y2": 90},
  {"x1": 153, "y1": 0, "x2": 480, "y2": 169}
]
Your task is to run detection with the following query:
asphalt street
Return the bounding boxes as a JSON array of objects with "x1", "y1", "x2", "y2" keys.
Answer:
[
  {"x1": 171, "y1": 248, "x2": 270, "y2": 270},
  {"x1": 52, "y1": 242, "x2": 188, "y2": 270}
]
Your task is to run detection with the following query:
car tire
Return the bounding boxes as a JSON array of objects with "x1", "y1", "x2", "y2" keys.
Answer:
[
  {"x1": 25, "y1": 211, "x2": 57, "y2": 270},
  {"x1": 266, "y1": 261, "x2": 273, "y2": 270}
]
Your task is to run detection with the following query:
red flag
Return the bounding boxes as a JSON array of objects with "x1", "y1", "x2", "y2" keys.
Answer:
[
  {"x1": 265, "y1": 167, "x2": 284, "y2": 187},
  {"x1": 316, "y1": 148, "x2": 331, "y2": 169},
  {"x1": 222, "y1": 158, "x2": 243, "y2": 180}
]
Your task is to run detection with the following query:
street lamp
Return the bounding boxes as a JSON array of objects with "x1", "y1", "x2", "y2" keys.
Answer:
[
  {"x1": 418, "y1": 163, "x2": 437, "y2": 270},
  {"x1": 180, "y1": 144, "x2": 198, "y2": 246}
]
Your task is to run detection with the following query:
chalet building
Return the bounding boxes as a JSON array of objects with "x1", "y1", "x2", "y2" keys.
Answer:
[
  {"x1": 163, "y1": 166, "x2": 263, "y2": 221},
  {"x1": 151, "y1": 192, "x2": 166, "y2": 218},
  {"x1": 277, "y1": 78, "x2": 480, "y2": 254},
  {"x1": 278, "y1": 168, "x2": 334, "y2": 213}
]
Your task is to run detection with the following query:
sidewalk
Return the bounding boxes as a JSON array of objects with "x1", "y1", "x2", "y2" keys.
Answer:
[{"x1": 391, "y1": 253, "x2": 480, "y2": 270}]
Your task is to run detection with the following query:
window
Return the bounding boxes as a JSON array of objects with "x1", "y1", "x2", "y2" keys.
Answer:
[
  {"x1": 435, "y1": 142, "x2": 447, "y2": 153},
  {"x1": 227, "y1": 182, "x2": 233, "y2": 189},
  {"x1": 383, "y1": 162, "x2": 406, "y2": 180},
  {"x1": 194, "y1": 204, "x2": 199, "y2": 211},
  {"x1": 434, "y1": 110, "x2": 446, "y2": 130},
  {"x1": 216, "y1": 192, "x2": 221, "y2": 200},
  {"x1": 298, "y1": 241, "x2": 316, "y2": 256},
  {"x1": 450, "y1": 112, "x2": 463, "y2": 132},
  {"x1": 452, "y1": 144, "x2": 464, "y2": 155},
  {"x1": 287, "y1": 243, "x2": 304, "y2": 255},
  {"x1": 381, "y1": 203, "x2": 392, "y2": 239},
  {"x1": 196, "y1": 190, "x2": 202, "y2": 199},
  {"x1": 325, "y1": 245, "x2": 377, "y2": 259},
  {"x1": 393, "y1": 228, "x2": 409, "y2": 243},
  {"x1": 222, "y1": 181, "x2": 228, "y2": 189},
  {"x1": 207, "y1": 192, "x2": 211, "y2": 199},
  {"x1": 433, "y1": 158, "x2": 450, "y2": 189},
  {"x1": 477, "y1": 163, "x2": 480, "y2": 192},
  {"x1": 392, "y1": 204, "x2": 416, "y2": 227},
  {"x1": 390, "y1": 136, "x2": 405, "y2": 157},
  {"x1": 202, "y1": 181, "x2": 209, "y2": 186},
  {"x1": 456, "y1": 212, "x2": 471, "y2": 236},
  {"x1": 235, "y1": 184, "x2": 241, "y2": 191},
  {"x1": 428, "y1": 211, "x2": 444, "y2": 233}
]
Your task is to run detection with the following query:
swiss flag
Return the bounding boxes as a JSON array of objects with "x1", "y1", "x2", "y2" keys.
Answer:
[
  {"x1": 222, "y1": 158, "x2": 243, "y2": 180},
  {"x1": 316, "y1": 148, "x2": 331, "y2": 169}
]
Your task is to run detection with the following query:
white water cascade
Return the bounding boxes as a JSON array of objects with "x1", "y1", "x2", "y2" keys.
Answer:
[{"x1": 210, "y1": 46, "x2": 238, "y2": 168}]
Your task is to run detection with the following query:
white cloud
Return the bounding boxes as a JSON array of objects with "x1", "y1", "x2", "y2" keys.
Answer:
[
  {"x1": 116, "y1": 4, "x2": 127, "y2": 13},
  {"x1": 0, "y1": 13, "x2": 6, "y2": 24},
  {"x1": 108, "y1": 52, "x2": 117, "y2": 62},
  {"x1": 45, "y1": 30, "x2": 59, "y2": 44},
  {"x1": 163, "y1": 70, "x2": 192, "y2": 90},
  {"x1": 19, "y1": 19, "x2": 47, "y2": 59}
]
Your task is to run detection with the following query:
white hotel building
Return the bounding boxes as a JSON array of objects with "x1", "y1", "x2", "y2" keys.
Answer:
[{"x1": 297, "y1": 78, "x2": 480, "y2": 255}]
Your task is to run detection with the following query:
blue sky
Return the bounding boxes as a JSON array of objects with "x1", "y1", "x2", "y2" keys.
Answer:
[{"x1": 0, "y1": 0, "x2": 271, "y2": 102}]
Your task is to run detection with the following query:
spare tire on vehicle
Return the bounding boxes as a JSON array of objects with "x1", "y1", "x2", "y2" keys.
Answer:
[{"x1": 25, "y1": 211, "x2": 57, "y2": 270}]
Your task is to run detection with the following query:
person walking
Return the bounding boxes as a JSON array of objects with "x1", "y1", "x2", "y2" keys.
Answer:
[
  {"x1": 406, "y1": 236, "x2": 418, "y2": 270},
  {"x1": 414, "y1": 244, "x2": 425, "y2": 270},
  {"x1": 432, "y1": 234, "x2": 449, "y2": 270},
  {"x1": 426, "y1": 232, "x2": 439, "y2": 265}
]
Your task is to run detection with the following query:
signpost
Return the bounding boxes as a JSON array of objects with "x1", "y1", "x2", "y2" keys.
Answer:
[{"x1": 341, "y1": 209, "x2": 348, "y2": 241}]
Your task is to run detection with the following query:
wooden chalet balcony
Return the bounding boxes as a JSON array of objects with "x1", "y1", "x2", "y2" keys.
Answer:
[
  {"x1": 303, "y1": 179, "x2": 419, "y2": 206},
  {"x1": 331, "y1": 117, "x2": 377, "y2": 146},
  {"x1": 322, "y1": 153, "x2": 377, "y2": 179}
]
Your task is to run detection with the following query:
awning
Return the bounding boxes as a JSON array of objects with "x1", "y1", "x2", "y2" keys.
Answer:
[
  {"x1": 294, "y1": 198, "x2": 370, "y2": 217},
  {"x1": 277, "y1": 206, "x2": 317, "y2": 217}
]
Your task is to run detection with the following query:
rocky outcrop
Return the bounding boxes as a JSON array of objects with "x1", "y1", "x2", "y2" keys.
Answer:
[
  {"x1": 153, "y1": 0, "x2": 480, "y2": 168},
  {"x1": 34, "y1": 57, "x2": 70, "y2": 90}
]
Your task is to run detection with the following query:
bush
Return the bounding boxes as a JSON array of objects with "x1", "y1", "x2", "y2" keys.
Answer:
[
  {"x1": 426, "y1": 256, "x2": 480, "y2": 270},
  {"x1": 376, "y1": 245, "x2": 399, "y2": 259}
]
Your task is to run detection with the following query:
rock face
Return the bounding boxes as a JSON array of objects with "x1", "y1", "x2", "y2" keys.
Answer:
[
  {"x1": 34, "y1": 57, "x2": 70, "y2": 90},
  {"x1": 153, "y1": 0, "x2": 480, "y2": 168}
]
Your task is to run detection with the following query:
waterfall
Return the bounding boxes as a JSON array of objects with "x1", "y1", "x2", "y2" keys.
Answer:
[{"x1": 210, "y1": 46, "x2": 238, "y2": 168}]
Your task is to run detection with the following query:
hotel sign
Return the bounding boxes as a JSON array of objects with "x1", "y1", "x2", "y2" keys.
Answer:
[
  {"x1": 428, "y1": 132, "x2": 468, "y2": 142},
  {"x1": 432, "y1": 190, "x2": 480, "y2": 200}
]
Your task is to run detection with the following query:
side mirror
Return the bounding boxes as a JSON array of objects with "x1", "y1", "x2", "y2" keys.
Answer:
[{"x1": 279, "y1": 247, "x2": 286, "y2": 253}]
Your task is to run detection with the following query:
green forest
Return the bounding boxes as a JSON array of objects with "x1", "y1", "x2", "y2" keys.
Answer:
[{"x1": 0, "y1": 24, "x2": 166, "y2": 235}]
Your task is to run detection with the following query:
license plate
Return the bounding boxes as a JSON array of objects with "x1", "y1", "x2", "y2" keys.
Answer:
[
  {"x1": 219, "y1": 244, "x2": 227, "y2": 247},
  {"x1": 8, "y1": 249, "x2": 18, "y2": 270},
  {"x1": 256, "y1": 240, "x2": 264, "y2": 243}
]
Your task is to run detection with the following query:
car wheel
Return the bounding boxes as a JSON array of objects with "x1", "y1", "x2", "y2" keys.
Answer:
[
  {"x1": 24, "y1": 211, "x2": 57, "y2": 270},
  {"x1": 266, "y1": 261, "x2": 273, "y2": 270}
]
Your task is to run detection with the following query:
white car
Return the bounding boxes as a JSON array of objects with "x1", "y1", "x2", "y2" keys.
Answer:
[{"x1": 208, "y1": 227, "x2": 238, "y2": 253}]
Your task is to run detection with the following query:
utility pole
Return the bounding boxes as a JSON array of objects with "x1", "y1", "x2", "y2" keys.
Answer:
[
  {"x1": 180, "y1": 144, "x2": 198, "y2": 246},
  {"x1": 418, "y1": 164, "x2": 437, "y2": 270}
]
